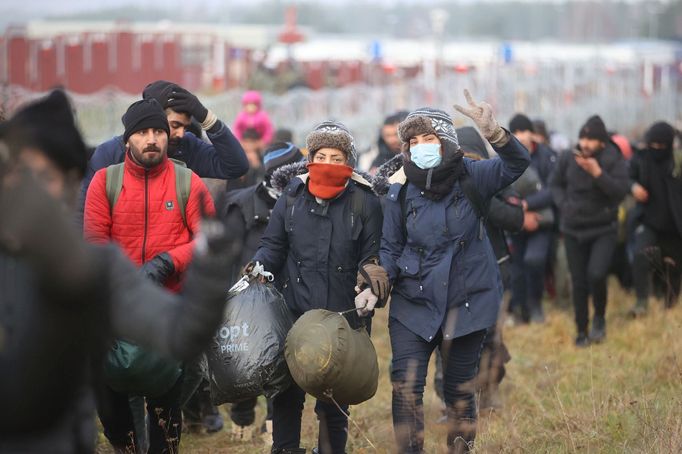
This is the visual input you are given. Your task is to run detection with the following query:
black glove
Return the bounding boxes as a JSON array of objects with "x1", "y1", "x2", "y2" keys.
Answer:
[
  {"x1": 166, "y1": 88, "x2": 208, "y2": 123},
  {"x1": 140, "y1": 253, "x2": 175, "y2": 285}
]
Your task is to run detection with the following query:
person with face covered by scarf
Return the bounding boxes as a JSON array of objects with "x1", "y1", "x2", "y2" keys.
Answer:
[
  {"x1": 377, "y1": 90, "x2": 530, "y2": 454},
  {"x1": 629, "y1": 121, "x2": 682, "y2": 315},
  {"x1": 248, "y1": 121, "x2": 387, "y2": 454}
]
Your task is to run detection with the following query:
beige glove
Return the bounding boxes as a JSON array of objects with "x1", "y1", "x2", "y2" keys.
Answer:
[
  {"x1": 453, "y1": 89, "x2": 509, "y2": 146},
  {"x1": 354, "y1": 287, "x2": 378, "y2": 317}
]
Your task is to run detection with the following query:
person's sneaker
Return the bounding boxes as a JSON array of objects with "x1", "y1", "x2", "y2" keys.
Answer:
[
  {"x1": 628, "y1": 299, "x2": 648, "y2": 318},
  {"x1": 203, "y1": 412, "x2": 224, "y2": 433},
  {"x1": 479, "y1": 386, "x2": 502, "y2": 414},
  {"x1": 182, "y1": 411, "x2": 203, "y2": 434},
  {"x1": 230, "y1": 423, "x2": 253, "y2": 441},
  {"x1": 575, "y1": 332, "x2": 590, "y2": 348},
  {"x1": 589, "y1": 316, "x2": 606, "y2": 343},
  {"x1": 664, "y1": 292, "x2": 679, "y2": 309},
  {"x1": 529, "y1": 307, "x2": 546, "y2": 324}
]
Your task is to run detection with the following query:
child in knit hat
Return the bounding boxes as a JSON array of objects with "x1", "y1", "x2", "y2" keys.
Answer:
[{"x1": 233, "y1": 91, "x2": 274, "y2": 145}]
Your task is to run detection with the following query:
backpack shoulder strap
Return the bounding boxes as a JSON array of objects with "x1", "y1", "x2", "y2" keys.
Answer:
[
  {"x1": 459, "y1": 172, "x2": 489, "y2": 240},
  {"x1": 350, "y1": 183, "x2": 369, "y2": 229},
  {"x1": 105, "y1": 163, "x2": 125, "y2": 215},
  {"x1": 285, "y1": 181, "x2": 305, "y2": 230},
  {"x1": 172, "y1": 162, "x2": 192, "y2": 226}
]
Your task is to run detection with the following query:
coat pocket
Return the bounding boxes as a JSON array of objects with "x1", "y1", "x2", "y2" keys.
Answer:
[
  {"x1": 396, "y1": 249, "x2": 420, "y2": 277},
  {"x1": 461, "y1": 252, "x2": 494, "y2": 296}
]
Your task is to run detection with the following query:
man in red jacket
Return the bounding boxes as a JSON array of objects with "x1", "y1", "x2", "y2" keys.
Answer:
[{"x1": 84, "y1": 98, "x2": 215, "y2": 452}]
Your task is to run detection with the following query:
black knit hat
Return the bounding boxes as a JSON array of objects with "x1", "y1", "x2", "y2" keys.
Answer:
[
  {"x1": 305, "y1": 120, "x2": 357, "y2": 162},
  {"x1": 0, "y1": 89, "x2": 87, "y2": 177},
  {"x1": 142, "y1": 80, "x2": 180, "y2": 109},
  {"x1": 579, "y1": 115, "x2": 609, "y2": 143},
  {"x1": 456, "y1": 126, "x2": 489, "y2": 159},
  {"x1": 509, "y1": 113, "x2": 533, "y2": 133},
  {"x1": 263, "y1": 142, "x2": 303, "y2": 175},
  {"x1": 645, "y1": 121, "x2": 675, "y2": 150},
  {"x1": 122, "y1": 99, "x2": 170, "y2": 144},
  {"x1": 384, "y1": 110, "x2": 409, "y2": 126}
]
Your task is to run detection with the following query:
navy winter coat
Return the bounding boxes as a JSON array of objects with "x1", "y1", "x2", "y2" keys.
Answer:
[
  {"x1": 379, "y1": 136, "x2": 530, "y2": 342},
  {"x1": 253, "y1": 174, "x2": 383, "y2": 327},
  {"x1": 525, "y1": 142, "x2": 557, "y2": 211}
]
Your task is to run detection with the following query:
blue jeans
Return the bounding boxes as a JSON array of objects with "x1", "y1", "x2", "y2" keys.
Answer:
[{"x1": 390, "y1": 317, "x2": 486, "y2": 453}]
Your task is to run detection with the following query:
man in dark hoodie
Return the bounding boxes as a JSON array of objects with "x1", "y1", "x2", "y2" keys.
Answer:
[
  {"x1": 550, "y1": 115, "x2": 630, "y2": 347},
  {"x1": 367, "y1": 111, "x2": 409, "y2": 174},
  {"x1": 508, "y1": 113, "x2": 557, "y2": 323},
  {"x1": 629, "y1": 121, "x2": 682, "y2": 315}
]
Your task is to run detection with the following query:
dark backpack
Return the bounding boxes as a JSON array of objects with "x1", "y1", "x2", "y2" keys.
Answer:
[
  {"x1": 398, "y1": 172, "x2": 489, "y2": 240},
  {"x1": 105, "y1": 159, "x2": 192, "y2": 225}
]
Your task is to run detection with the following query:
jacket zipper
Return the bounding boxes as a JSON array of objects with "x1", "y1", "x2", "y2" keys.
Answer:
[{"x1": 141, "y1": 171, "x2": 149, "y2": 263}]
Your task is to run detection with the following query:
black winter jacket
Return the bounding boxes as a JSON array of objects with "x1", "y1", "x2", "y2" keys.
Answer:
[
  {"x1": 550, "y1": 142, "x2": 630, "y2": 240},
  {"x1": 630, "y1": 150, "x2": 682, "y2": 237},
  {"x1": 253, "y1": 166, "x2": 383, "y2": 328},
  {"x1": 525, "y1": 143, "x2": 557, "y2": 211},
  {"x1": 221, "y1": 182, "x2": 276, "y2": 284},
  {"x1": 0, "y1": 242, "x2": 236, "y2": 450}
]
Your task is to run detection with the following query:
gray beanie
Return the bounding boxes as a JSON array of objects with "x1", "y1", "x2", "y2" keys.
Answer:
[{"x1": 397, "y1": 107, "x2": 460, "y2": 149}]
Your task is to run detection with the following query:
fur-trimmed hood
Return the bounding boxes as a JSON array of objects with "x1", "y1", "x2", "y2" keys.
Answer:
[{"x1": 270, "y1": 160, "x2": 374, "y2": 193}]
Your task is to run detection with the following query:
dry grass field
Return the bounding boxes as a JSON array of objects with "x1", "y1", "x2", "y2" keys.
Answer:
[{"x1": 97, "y1": 281, "x2": 682, "y2": 453}]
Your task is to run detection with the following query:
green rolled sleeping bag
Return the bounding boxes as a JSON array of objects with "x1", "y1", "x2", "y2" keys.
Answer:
[{"x1": 284, "y1": 309, "x2": 379, "y2": 405}]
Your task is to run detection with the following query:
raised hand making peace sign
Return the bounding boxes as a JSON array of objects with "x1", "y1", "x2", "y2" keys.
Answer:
[{"x1": 453, "y1": 89, "x2": 509, "y2": 146}]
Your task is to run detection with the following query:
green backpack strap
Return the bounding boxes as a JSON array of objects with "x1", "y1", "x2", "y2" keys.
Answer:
[
  {"x1": 105, "y1": 159, "x2": 192, "y2": 225},
  {"x1": 170, "y1": 159, "x2": 192, "y2": 226},
  {"x1": 105, "y1": 163, "x2": 125, "y2": 215}
]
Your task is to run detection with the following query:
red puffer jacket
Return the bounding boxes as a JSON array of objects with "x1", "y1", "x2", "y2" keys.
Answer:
[{"x1": 84, "y1": 152, "x2": 215, "y2": 292}]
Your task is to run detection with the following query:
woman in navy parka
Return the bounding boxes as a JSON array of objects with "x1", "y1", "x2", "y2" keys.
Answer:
[{"x1": 379, "y1": 91, "x2": 530, "y2": 453}]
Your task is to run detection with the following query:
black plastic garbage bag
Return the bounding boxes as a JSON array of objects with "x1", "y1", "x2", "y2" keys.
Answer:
[
  {"x1": 285, "y1": 309, "x2": 379, "y2": 406},
  {"x1": 207, "y1": 278, "x2": 293, "y2": 405}
]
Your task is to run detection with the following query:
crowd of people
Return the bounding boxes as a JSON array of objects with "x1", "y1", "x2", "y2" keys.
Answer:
[{"x1": 0, "y1": 79, "x2": 680, "y2": 454}]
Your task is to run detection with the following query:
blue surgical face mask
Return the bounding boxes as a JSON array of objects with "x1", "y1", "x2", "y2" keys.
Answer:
[{"x1": 410, "y1": 143, "x2": 442, "y2": 169}]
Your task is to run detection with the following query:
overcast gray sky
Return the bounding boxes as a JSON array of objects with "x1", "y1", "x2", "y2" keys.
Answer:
[{"x1": 3, "y1": 0, "x2": 667, "y2": 16}]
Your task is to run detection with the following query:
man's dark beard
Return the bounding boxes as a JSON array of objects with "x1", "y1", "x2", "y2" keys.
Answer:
[{"x1": 131, "y1": 143, "x2": 165, "y2": 168}]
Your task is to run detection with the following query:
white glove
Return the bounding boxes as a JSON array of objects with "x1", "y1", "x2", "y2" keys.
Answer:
[{"x1": 355, "y1": 287, "x2": 378, "y2": 317}]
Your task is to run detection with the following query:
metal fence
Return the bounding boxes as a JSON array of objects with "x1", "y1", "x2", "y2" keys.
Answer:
[{"x1": 2, "y1": 60, "x2": 680, "y2": 155}]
